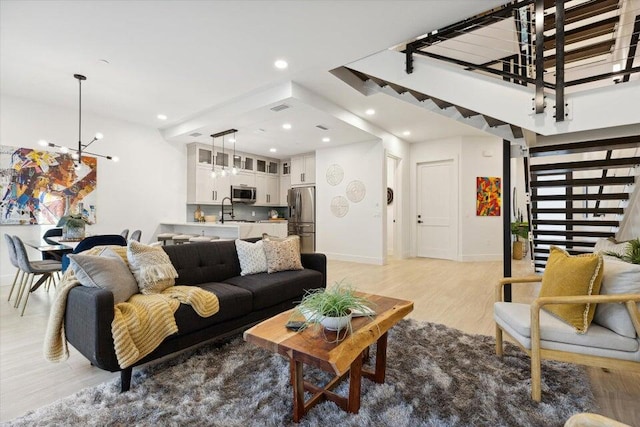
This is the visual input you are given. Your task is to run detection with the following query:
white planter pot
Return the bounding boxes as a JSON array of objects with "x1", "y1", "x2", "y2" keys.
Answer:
[{"x1": 319, "y1": 312, "x2": 352, "y2": 331}]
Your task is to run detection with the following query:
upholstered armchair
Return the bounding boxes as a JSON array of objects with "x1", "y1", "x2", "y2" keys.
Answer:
[{"x1": 494, "y1": 266, "x2": 640, "y2": 402}]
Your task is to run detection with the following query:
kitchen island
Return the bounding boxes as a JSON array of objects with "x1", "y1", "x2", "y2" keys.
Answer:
[{"x1": 159, "y1": 221, "x2": 287, "y2": 241}]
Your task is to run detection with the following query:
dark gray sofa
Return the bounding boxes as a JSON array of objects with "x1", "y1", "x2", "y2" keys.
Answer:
[{"x1": 63, "y1": 239, "x2": 326, "y2": 391}]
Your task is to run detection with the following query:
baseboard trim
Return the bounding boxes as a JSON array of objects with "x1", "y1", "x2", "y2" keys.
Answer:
[
  {"x1": 460, "y1": 254, "x2": 503, "y2": 262},
  {"x1": 324, "y1": 252, "x2": 384, "y2": 265}
]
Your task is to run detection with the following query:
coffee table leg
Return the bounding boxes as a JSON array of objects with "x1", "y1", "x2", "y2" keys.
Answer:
[
  {"x1": 347, "y1": 351, "x2": 363, "y2": 413},
  {"x1": 374, "y1": 332, "x2": 388, "y2": 383},
  {"x1": 292, "y1": 359, "x2": 305, "y2": 422}
]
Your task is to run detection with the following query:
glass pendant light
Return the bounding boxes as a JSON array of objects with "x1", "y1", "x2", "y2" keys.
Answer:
[
  {"x1": 232, "y1": 131, "x2": 238, "y2": 175},
  {"x1": 210, "y1": 134, "x2": 216, "y2": 178},
  {"x1": 220, "y1": 135, "x2": 227, "y2": 177}
]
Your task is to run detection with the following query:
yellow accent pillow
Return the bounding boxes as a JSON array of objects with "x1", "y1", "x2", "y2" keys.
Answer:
[{"x1": 539, "y1": 246, "x2": 603, "y2": 333}]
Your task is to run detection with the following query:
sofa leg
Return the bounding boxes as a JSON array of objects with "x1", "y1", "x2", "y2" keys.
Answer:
[{"x1": 120, "y1": 367, "x2": 132, "y2": 392}]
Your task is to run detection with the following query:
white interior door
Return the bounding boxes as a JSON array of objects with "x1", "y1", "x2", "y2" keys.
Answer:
[
  {"x1": 386, "y1": 155, "x2": 398, "y2": 256},
  {"x1": 416, "y1": 159, "x2": 458, "y2": 260}
]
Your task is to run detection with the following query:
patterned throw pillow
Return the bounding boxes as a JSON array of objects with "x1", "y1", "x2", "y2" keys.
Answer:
[
  {"x1": 539, "y1": 246, "x2": 603, "y2": 333},
  {"x1": 127, "y1": 240, "x2": 178, "y2": 294},
  {"x1": 235, "y1": 239, "x2": 268, "y2": 276},
  {"x1": 262, "y1": 235, "x2": 303, "y2": 274}
]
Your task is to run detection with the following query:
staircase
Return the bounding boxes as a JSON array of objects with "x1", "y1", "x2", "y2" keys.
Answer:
[{"x1": 527, "y1": 135, "x2": 640, "y2": 270}]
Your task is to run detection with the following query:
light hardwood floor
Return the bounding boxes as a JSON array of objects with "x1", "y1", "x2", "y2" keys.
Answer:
[{"x1": 1, "y1": 257, "x2": 639, "y2": 424}]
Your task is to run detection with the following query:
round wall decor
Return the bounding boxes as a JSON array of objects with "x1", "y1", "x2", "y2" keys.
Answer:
[
  {"x1": 330, "y1": 196, "x2": 349, "y2": 218},
  {"x1": 325, "y1": 164, "x2": 344, "y2": 186},
  {"x1": 346, "y1": 180, "x2": 366, "y2": 203},
  {"x1": 387, "y1": 187, "x2": 394, "y2": 205}
]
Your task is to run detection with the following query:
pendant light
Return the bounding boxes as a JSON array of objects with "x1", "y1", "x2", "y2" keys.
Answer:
[
  {"x1": 209, "y1": 128, "x2": 237, "y2": 179},
  {"x1": 210, "y1": 133, "x2": 217, "y2": 179},
  {"x1": 220, "y1": 134, "x2": 227, "y2": 177},
  {"x1": 39, "y1": 74, "x2": 117, "y2": 166},
  {"x1": 231, "y1": 131, "x2": 238, "y2": 175}
]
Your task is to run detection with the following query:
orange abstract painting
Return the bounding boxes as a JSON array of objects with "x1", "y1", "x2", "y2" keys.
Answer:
[{"x1": 476, "y1": 177, "x2": 501, "y2": 216}]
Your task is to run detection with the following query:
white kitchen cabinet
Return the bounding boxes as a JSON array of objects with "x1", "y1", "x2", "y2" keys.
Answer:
[
  {"x1": 290, "y1": 154, "x2": 315, "y2": 186},
  {"x1": 279, "y1": 174, "x2": 290, "y2": 206},
  {"x1": 189, "y1": 166, "x2": 230, "y2": 204},
  {"x1": 255, "y1": 174, "x2": 279, "y2": 206},
  {"x1": 232, "y1": 171, "x2": 255, "y2": 187}
]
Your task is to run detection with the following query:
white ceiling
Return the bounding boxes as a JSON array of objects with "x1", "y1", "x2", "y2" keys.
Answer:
[{"x1": 0, "y1": 0, "x2": 507, "y2": 158}]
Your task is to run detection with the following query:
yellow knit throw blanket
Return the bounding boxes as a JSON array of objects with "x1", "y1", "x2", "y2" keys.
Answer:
[{"x1": 44, "y1": 270, "x2": 219, "y2": 369}]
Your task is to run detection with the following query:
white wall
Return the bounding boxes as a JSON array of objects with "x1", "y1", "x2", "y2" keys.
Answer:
[
  {"x1": 411, "y1": 135, "x2": 504, "y2": 261},
  {"x1": 0, "y1": 95, "x2": 186, "y2": 284},
  {"x1": 316, "y1": 140, "x2": 385, "y2": 265},
  {"x1": 459, "y1": 138, "x2": 505, "y2": 261}
]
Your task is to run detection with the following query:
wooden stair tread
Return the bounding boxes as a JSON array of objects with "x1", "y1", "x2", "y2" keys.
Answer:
[
  {"x1": 530, "y1": 136, "x2": 640, "y2": 157},
  {"x1": 531, "y1": 207, "x2": 624, "y2": 214},
  {"x1": 532, "y1": 230, "x2": 615, "y2": 238},
  {"x1": 532, "y1": 219, "x2": 620, "y2": 227},
  {"x1": 530, "y1": 176, "x2": 635, "y2": 187},
  {"x1": 530, "y1": 157, "x2": 640, "y2": 175},
  {"x1": 532, "y1": 193, "x2": 629, "y2": 201}
]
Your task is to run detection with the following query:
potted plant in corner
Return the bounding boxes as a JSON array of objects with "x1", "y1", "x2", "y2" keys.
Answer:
[
  {"x1": 510, "y1": 209, "x2": 529, "y2": 260},
  {"x1": 295, "y1": 281, "x2": 375, "y2": 342}
]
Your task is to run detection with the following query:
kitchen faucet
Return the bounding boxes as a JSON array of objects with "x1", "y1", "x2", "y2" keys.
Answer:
[{"x1": 220, "y1": 197, "x2": 235, "y2": 224}]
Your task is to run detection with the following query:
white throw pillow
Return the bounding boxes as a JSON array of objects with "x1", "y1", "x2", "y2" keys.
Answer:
[
  {"x1": 235, "y1": 239, "x2": 268, "y2": 276},
  {"x1": 593, "y1": 256, "x2": 640, "y2": 338}
]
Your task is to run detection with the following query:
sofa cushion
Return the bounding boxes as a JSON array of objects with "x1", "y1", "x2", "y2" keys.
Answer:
[
  {"x1": 173, "y1": 282, "x2": 253, "y2": 336},
  {"x1": 539, "y1": 246, "x2": 603, "y2": 333},
  {"x1": 235, "y1": 239, "x2": 267, "y2": 276},
  {"x1": 494, "y1": 302, "x2": 639, "y2": 352},
  {"x1": 68, "y1": 252, "x2": 138, "y2": 304},
  {"x1": 262, "y1": 235, "x2": 303, "y2": 274},
  {"x1": 127, "y1": 240, "x2": 178, "y2": 294},
  {"x1": 594, "y1": 256, "x2": 640, "y2": 338},
  {"x1": 163, "y1": 241, "x2": 241, "y2": 285},
  {"x1": 224, "y1": 269, "x2": 323, "y2": 310}
]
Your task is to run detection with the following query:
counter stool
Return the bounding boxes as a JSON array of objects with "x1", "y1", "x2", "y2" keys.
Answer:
[
  {"x1": 173, "y1": 234, "x2": 195, "y2": 245},
  {"x1": 189, "y1": 236, "x2": 213, "y2": 243},
  {"x1": 157, "y1": 233, "x2": 176, "y2": 246}
]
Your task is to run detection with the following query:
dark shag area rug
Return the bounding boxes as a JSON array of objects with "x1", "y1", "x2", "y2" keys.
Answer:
[{"x1": 4, "y1": 319, "x2": 595, "y2": 426}]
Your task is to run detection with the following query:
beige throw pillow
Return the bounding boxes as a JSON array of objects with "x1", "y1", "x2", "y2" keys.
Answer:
[
  {"x1": 262, "y1": 235, "x2": 303, "y2": 274},
  {"x1": 127, "y1": 240, "x2": 178, "y2": 294}
]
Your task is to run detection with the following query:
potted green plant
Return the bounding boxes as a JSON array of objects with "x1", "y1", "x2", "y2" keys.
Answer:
[
  {"x1": 510, "y1": 209, "x2": 529, "y2": 260},
  {"x1": 295, "y1": 281, "x2": 375, "y2": 341}
]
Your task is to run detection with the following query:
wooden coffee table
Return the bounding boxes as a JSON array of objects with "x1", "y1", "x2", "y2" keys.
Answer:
[{"x1": 243, "y1": 292, "x2": 413, "y2": 422}]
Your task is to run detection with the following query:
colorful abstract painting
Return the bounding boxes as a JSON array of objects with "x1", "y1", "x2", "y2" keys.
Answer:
[
  {"x1": 476, "y1": 176, "x2": 501, "y2": 216},
  {"x1": 0, "y1": 145, "x2": 97, "y2": 225}
]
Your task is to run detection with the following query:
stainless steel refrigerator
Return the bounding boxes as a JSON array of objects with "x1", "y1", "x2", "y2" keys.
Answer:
[{"x1": 288, "y1": 186, "x2": 315, "y2": 253}]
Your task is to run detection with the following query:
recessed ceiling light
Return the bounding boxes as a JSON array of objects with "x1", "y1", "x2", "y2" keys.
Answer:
[
  {"x1": 282, "y1": 123, "x2": 292, "y2": 130},
  {"x1": 402, "y1": 131, "x2": 411, "y2": 136},
  {"x1": 269, "y1": 148, "x2": 277, "y2": 153},
  {"x1": 365, "y1": 109, "x2": 375, "y2": 115},
  {"x1": 157, "y1": 114, "x2": 167, "y2": 120},
  {"x1": 322, "y1": 137, "x2": 331, "y2": 142},
  {"x1": 274, "y1": 59, "x2": 288, "y2": 69}
]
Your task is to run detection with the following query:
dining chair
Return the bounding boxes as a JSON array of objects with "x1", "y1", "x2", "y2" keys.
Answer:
[
  {"x1": 130, "y1": 230, "x2": 142, "y2": 242},
  {"x1": 4, "y1": 234, "x2": 24, "y2": 304},
  {"x1": 11, "y1": 236, "x2": 62, "y2": 316},
  {"x1": 61, "y1": 234, "x2": 128, "y2": 271},
  {"x1": 120, "y1": 229, "x2": 129, "y2": 240},
  {"x1": 42, "y1": 227, "x2": 63, "y2": 260}
]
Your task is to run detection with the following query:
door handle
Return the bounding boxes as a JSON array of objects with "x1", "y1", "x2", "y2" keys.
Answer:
[{"x1": 417, "y1": 220, "x2": 423, "y2": 224}]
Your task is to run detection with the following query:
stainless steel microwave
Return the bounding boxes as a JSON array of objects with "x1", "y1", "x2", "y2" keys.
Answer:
[{"x1": 231, "y1": 186, "x2": 256, "y2": 204}]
